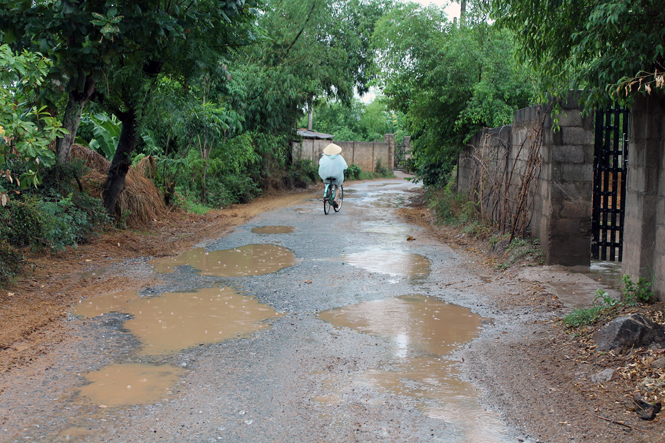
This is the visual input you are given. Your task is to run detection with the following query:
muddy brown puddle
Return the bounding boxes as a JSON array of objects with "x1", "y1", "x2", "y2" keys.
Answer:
[
  {"x1": 148, "y1": 244, "x2": 297, "y2": 276},
  {"x1": 341, "y1": 249, "x2": 430, "y2": 278},
  {"x1": 251, "y1": 226, "x2": 295, "y2": 234},
  {"x1": 74, "y1": 287, "x2": 278, "y2": 354},
  {"x1": 318, "y1": 295, "x2": 509, "y2": 442},
  {"x1": 77, "y1": 363, "x2": 184, "y2": 407},
  {"x1": 73, "y1": 287, "x2": 279, "y2": 407}
]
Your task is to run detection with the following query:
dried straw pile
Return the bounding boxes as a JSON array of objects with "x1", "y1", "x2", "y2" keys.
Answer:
[{"x1": 71, "y1": 145, "x2": 166, "y2": 227}]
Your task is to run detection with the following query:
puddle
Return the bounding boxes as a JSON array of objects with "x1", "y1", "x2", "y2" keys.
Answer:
[
  {"x1": 362, "y1": 224, "x2": 417, "y2": 242},
  {"x1": 585, "y1": 260, "x2": 622, "y2": 288},
  {"x1": 80, "y1": 268, "x2": 106, "y2": 280},
  {"x1": 78, "y1": 363, "x2": 184, "y2": 406},
  {"x1": 341, "y1": 249, "x2": 430, "y2": 278},
  {"x1": 74, "y1": 287, "x2": 279, "y2": 354},
  {"x1": 251, "y1": 226, "x2": 295, "y2": 234},
  {"x1": 148, "y1": 244, "x2": 297, "y2": 277},
  {"x1": 318, "y1": 295, "x2": 509, "y2": 441}
]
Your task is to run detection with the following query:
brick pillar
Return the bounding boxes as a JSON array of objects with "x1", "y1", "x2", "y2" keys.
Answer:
[
  {"x1": 622, "y1": 93, "x2": 665, "y2": 299},
  {"x1": 384, "y1": 134, "x2": 395, "y2": 170}
]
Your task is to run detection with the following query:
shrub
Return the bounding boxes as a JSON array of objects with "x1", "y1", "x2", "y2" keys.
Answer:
[
  {"x1": 345, "y1": 163, "x2": 362, "y2": 181},
  {"x1": 0, "y1": 240, "x2": 23, "y2": 287},
  {"x1": 622, "y1": 274, "x2": 654, "y2": 305},
  {"x1": 0, "y1": 193, "x2": 109, "y2": 252}
]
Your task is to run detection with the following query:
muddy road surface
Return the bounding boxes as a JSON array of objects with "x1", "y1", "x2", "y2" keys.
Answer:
[{"x1": 1, "y1": 176, "x2": 629, "y2": 442}]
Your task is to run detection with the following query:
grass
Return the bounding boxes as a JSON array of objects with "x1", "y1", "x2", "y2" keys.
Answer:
[
  {"x1": 562, "y1": 276, "x2": 655, "y2": 328},
  {"x1": 185, "y1": 200, "x2": 211, "y2": 215}
]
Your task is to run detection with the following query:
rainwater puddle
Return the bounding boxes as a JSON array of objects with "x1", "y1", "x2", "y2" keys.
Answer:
[
  {"x1": 77, "y1": 363, "x2": 184, "y2": 406},
  {"x1": 148, "y1": 244, "x2": 297, "y2": 277},
  {"x1": 74, "y1": 287, "x2": 279, "y2": 354},
  {"x1": 80, "y1": 268, "x2": 106, "y2": 280},
  {"x1": 362, "y1": 223, "x2": 416, "y2": 242},
  {"x1": 251, "y1": 226, "x2": 295, "y2": 234},
  {"x1": 585, "y1": 260, "x2": 622, "y2": 288},
  {"x1": 318, "y1": 295, "x2": 509, "y2": 442},
  {"x1": 341, "y1": 249, "x2": 430, "y2": 278}
]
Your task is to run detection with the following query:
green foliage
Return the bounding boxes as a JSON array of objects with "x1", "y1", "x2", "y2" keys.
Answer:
[
  {"x1": 0, "y1": 193, "x2": 109, "y2": 252},
  {"x1": 76, "y1": 113, "x2": 122, "y2": 160},
  {"x1": 345, "y1": 164, "x2": 362, "y2": 181},
  {"x1": 301, "y1": 96, "x2": 403, "y2": 142},
  {"x1": 622, "y1": 274, "x2": 655, "y2": 305},
  {"x1": 491, "y1": 0, "x2": 665, "y2": 107},
  {"x1": 0, "y1": 240, "x2": 22, "y2": 287},
  {"x1": 563, "y1": 305, "x2": 604, "y2": 328},
  {"x1": 372, "y1": 3, "x2": 536, "y2": 187},
  {"x1": 0, "y1": 44, "x2": 66, "y2": 204},
  {"x1": 563, "y1": 275, "x2": 655, "y2": 329},
  {"x1": 374, "y1": 158, "x2": 390, "y2": 176}
]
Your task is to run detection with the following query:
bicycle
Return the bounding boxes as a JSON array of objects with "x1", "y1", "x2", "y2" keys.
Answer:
[{"x1": 322, "y1": 177, "x2": 343, "y2": 215}]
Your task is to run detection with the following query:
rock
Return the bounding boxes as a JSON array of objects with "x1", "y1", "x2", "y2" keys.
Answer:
[
  {"x1": 591, "y1": 368, "x2": 617, "y2": 383},
  {"x1": 593, "y1": 314, "x2": 665, "y2": 352},
  {"x1": 651, "y1": 357, "x2": 665, "y2": 369},
  {"x1": 634, "y1": 397, "x2": 662, "y2": 421}
]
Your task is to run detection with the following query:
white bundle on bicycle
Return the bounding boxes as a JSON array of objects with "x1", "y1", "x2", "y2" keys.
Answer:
[{"x1": 318, "y1": 143, "x2": 348, "y2": 184}]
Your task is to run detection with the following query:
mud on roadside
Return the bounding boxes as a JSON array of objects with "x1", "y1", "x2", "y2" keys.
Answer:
[{"x1": 398, "y1": 190, "x2": 665, "y2": 442}]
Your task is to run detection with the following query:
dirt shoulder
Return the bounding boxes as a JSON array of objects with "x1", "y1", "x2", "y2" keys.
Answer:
[
  {"x1": 0, "y1": 188, "x2": 317, "y2": 374},
  {"x1": 398, "y1": 193, "x2": 665, "y2": 442}
]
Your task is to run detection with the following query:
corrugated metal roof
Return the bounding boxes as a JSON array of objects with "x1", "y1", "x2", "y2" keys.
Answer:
[{"x1": 297, "y1": 128, "x2": 334, "y2": 140}]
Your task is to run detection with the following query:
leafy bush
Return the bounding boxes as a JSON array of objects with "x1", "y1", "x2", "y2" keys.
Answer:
[
  {"x1": 374, "y1": 158, "x2": 391, "y2": 176},
  {"x1": 345, "y1": 163, "x2": 362, "y2": 180},
  {"x1": 0, "y1": 240, "x2": 22, "y2": 287},
  {"x1": 622, "y1": 274, "x2": 654, "y2": 305},
  {"x1": 0, "y1": 193, "x2": 109, "y2": 252}
]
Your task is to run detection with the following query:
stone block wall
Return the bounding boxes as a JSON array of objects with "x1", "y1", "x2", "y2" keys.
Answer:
[
  {"x1": 458, "y1": 95, "x2": 595, "y2": 266},
  {"x1": 622, "y1": 93, "x2": 665, "y2": 299},
  {"x1": 292, "y1": 137, "x2": 394, "y2": 173}
]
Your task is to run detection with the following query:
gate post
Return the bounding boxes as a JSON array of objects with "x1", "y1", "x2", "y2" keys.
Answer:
[
  {"x1": 539, "y1": 95, "x2": 595, "y2": 266},
  {"x1": 622, "y1": 93, "x2": 665, "y2": 300}
]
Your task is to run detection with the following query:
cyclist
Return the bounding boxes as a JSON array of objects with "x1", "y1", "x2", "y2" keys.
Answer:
[{"x1": 318, "y1": 143, "x2": 347, "y2": 208}]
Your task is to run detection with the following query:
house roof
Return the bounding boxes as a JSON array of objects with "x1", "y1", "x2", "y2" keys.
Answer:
[{"x1": 297, "y1": 128, "x2": 334, "y2": 140}]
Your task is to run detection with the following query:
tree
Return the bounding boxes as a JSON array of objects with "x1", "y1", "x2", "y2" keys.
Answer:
[
  {"x1": 0, "y1": 44, "x2": 67, "y2": 206},
  {"x1": 491, "y1": 0, "x2": 665, "y2": 105},
  {"x1": 373, "y1": 2, "x2": 535, "y2": 186}
]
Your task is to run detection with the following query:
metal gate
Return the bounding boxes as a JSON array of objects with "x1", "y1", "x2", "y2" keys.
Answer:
[{"x1": 591, "y1": 104, "x2": 629, "y2": 261}]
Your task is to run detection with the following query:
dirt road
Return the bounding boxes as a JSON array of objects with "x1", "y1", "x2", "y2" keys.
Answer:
[{"x1": 0, "y1": 176, "x2": 662, "y2": 442}]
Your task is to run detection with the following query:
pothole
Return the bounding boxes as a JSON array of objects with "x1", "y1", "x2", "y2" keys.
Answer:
[
  {"x1": 148, "y1": 244, "x2": 297, "y2": 277},
  {"x1": 251, "y1": 226, "x2": 295, "y2": 234},
  {"x1": 77, "y1": 363, "x2": 185, "y2": 407},
  {"x1": 74, "y1": 287, "x2": 279, "y2": 354},
  {"x1": 341, "y1": 249, "x2": 430, "y2": 278},
  {"x1": 318, "y1": 295, "x2": 509, "y2": 441}
]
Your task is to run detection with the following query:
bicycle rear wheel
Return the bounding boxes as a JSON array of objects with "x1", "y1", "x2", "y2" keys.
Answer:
[
  {"x1": 333, "y1": 185, "x2": 343, "y2": 212},
  {"x1": 323, "y1": 187, "x2": 331, "y2": 215}
]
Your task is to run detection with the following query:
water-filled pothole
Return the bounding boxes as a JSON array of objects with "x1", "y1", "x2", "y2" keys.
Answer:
[
  {"x1": 341, "y1": 249, "x2": 430, "y2": 278},
  {"x1": 74, "y1": 287, "x2": 279, "y2": 354},
  {"x1": 78, "y1": 363, "x2": 184, "y2": 406},
  {"x1": 148, "y1": 244, "x2": 297, "y2": 277},
  {"x1": 318, "y1": 295, "x2": 508, "y2": 440},
  {"x1": 251, "y1": 226, "x2": 295, "y2": 234}
]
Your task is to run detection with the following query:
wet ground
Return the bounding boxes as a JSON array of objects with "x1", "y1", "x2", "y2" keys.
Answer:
[{"x1": 1, "y1": 176, "x2": 635, "y2": 443}]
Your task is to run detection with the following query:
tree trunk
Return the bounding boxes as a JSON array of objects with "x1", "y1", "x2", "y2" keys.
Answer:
[
  {"x1": 56, "y1": 76, "x2": 95, "y2": 163},
  {"x1": 102, "y1": 109, "x2": 137, "y2": 217},
  {"x1": 460, "y1": 1, "x2": 467, "y2": 27}
]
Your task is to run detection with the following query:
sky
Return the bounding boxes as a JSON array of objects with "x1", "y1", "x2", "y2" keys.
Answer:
[{"x1": 358, "y1": 1, "x2": 460, "y2": 103}]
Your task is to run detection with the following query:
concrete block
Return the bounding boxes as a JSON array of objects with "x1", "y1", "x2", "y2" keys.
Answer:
[
  {"x1": 561, "y1": 126, "x2": 594, "y2": 146},
  {"x1": 562, "y1": 164, "x2": 593, "y2": 182},
  {"x1": 557, "y1": 110, "x2": 583, "y2": 127},
  {"x1": 552, "y1": 145, "x2": 585, "y2": 164}
]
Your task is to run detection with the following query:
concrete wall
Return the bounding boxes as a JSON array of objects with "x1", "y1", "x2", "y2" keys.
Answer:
[
  {"x1": 622, "y1": 93, "x2": 665, "y2": 299},
  {"x1": 292, "y1": 135, "x2": 394, "y2": 173},
  {"x1": 458, "y1": 96, "x2": 595, "y2": 266}
]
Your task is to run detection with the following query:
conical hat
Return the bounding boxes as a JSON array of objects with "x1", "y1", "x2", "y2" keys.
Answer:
[{"x1": 323, "y1": 143, "x2": 342, "y2": 155}]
